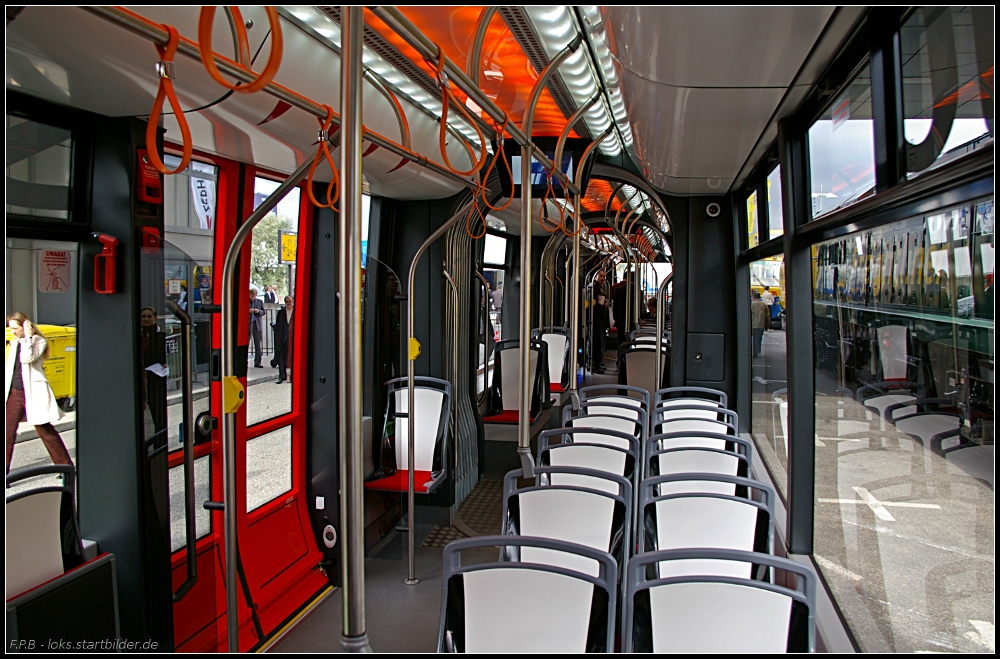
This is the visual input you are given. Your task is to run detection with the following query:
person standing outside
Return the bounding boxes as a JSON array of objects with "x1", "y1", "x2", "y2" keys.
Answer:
[
  {"x1": 490, "y1": 282, "x2": 503, "y2": 333},
  {"x1": 761, "y1": 285, "x2": 775, "y2": 308},
  {"x1": 5, "y1": 313, "x2": 73, "y2": 474},
  {"x1": 590, "y1": 270, "x2": 611, "y2": 373},
  {"x1": 249, "y1": 288, "x2": 265, "y2": 368},
  {"x1": 272, "y1": 296, "x2": 294, "y2": 383},
  {"x1": 751, "y1": 291, "x2": 769, "y2": 358},
  {"x1": 264, "y1": 285, "x2": 277, "y2": 304}
]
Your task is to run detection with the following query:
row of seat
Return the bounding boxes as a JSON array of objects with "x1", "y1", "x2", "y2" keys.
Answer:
[{"x1": 438, "y1": 385, "x2": 818, "y2": 653}]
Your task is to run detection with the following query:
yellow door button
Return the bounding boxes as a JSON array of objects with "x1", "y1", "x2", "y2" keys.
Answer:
[{"x1": 222, "y1": 376, "x2": 245, "y2": 413}]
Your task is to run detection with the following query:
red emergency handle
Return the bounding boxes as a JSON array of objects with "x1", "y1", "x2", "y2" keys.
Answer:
[{"x1": 93, "y1": 233, "x2": 119, "y2": 294}]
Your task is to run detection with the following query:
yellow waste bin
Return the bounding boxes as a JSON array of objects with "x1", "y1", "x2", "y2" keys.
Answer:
[{"x1": 4, "y1": 324, "x2": 77, "y2": 411}]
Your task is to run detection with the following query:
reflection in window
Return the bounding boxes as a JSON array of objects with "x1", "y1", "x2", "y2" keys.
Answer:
[
  {"x1": 808, "y1": 64, "x2": 875, "y2": 218},
  {"x1": 811, "y1": 202, "x2": 993, "y2": 651},
  {"x1": 901, "y1": 7, "x2": 993, "y2": 176},
  {"x1": 246, "y1": 426, "x2": 292, "y2": 513},
  {"x1": 6, "y1": 115, "x2": 73, "y2": 220},
  {"x1": 746, "y1": 190, "x2": 760, "y2": 248},
  {"x1": 767, "y1": 166, "x2": 783, "y2": 240},
  {"x1": 749, "y1": 257, "x2": 787, "y2": 498}
]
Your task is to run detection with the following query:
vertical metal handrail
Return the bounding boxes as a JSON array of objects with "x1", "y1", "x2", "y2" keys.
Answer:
[
  {"x1": 655, "y1": 273, "x2": 673, "y2": 390},
  {"x1": 338, "y1": 6, "x2": 370, "y2": 653},
  {"x1": 166, "y1": 299, "x2": 197, "y2": 602},
  {"x1": 405, "y1": 201, "x2": 474, "y2": 585},
  {"x1": 220, "y1": 158, "x2": 313, "y2": 653},
  {"x1": 442, "y1": 267, "x2": 460, "y2": 482},
  {"x1": 517, "y1": 37, "x2": 582, "y2": 478},
  {"x1": 568, "y1": 127, "x2": 613, "y2": 401}
]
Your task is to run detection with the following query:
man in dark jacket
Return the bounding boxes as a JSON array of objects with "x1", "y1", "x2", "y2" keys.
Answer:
[
  {"x1": 249, "y1": 288, "x2": 265, "y2": 368},
  {"x1": 271, "y1": 296, "x2": 294, "y2": 383}
]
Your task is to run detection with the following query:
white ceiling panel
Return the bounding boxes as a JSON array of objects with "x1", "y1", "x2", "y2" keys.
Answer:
[
  {"x1": 622, "y1": 70, "x2": 786, "y2": 189},
  {"x1": 601, "y1": 6, "x2": 836, "y2": 89}
]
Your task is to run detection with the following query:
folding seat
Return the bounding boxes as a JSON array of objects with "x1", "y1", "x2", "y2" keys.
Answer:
[
  {"x1": 532, "y1": 326, "x2": 570, "y2": 395},
  {"x1": 650, "y1": 405, "x2": 738, "y2": 437},
  {"x1": 482, "y1": 339, "x2": 548, "y2": 424},
  {"x1": 654, "y1": 385, "x2": 728, "y2": 409},
  {"x1": 364, "y1": 376, "x2": 451, "y2": 495},
  {"x1": 618, "y1": 342, "x2": 667, "y2": 401}
]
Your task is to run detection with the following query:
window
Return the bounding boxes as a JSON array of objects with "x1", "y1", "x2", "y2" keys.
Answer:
[
  {"x1": 6, "y1": 115, "x2": 73, "y2": 220},
  {"x1": 746, "y1": 190, "x2": 760, "y2": 248},
  {"x1": 808, "y1": 63, "x2": 875, "y2": 218},
  {"x1": 766, "y1": 166, "x2": 784, "y2": 240},
  {"x1": 901, "y1": 7, "x2": 993, "y2": 176},
  {"x1": 811, "y1": 201, "x2": 994, "y2": 651},
  {"x1": 748, "y1": 256, "x2": 786, "y2": 498},
  {"x1": 245, "y1": 177, "x2": 301, "y2": 425}
]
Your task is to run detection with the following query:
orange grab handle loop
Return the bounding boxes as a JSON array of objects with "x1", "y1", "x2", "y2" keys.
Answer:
[
  {"x1": 537, "y1": 172, "x2": 562, "y2": 234},
  {"x1": 307, "y1": 106, "x2": 341, "y2": 210},
  {"x1": 146, "y1": 25, "x2": 192, "y2": 176},
  {"x1": 559, "y1": 180, "x2": 581, "y2": 238},
  {"x1": 428, "y1": 44, "x2": 488, "y2": 178},
  {"x1": 199, "y1": 6, "x2": 283, "y2": 95},
  {"x1": 465, "y1": 195, "x2": 488, "y2": 240},
  {"x1": 480, "y1": 117, "x2": 513, "y2": 212}
]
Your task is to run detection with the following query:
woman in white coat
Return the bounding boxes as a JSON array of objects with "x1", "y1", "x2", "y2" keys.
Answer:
[{"x1": 5, "y1": 312, "x2": 73, "y2": 474}]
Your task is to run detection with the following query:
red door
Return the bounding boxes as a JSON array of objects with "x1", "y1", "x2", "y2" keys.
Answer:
[{"x1": 161, "y1": 154, "x2": 328, "y2": 652}]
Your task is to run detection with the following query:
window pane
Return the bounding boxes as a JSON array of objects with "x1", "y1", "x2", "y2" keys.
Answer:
[
  {"x1": 246, "y1": 177, "x2": 301, "y2": 424},
  {"x1": 746, "y1": 190, "x2": 760, "y2": 248},
  {"x1": 6, "y1": 116, "x2": 73, "y2": 220},
  {"x1": 812, "y1": 202, "x2": 994, "y2": 652},
  {"x1": 246, "y1": 425, "x2": 292, "y2": 512},
  {"x1": 808, "y1": 64, "x2": 875, "y2": 218},
  {"x1": 901, "y1": 7, "x2": 993, "y2": 176},
  {"x1": 767, "y1": 166, "x2": 784, "y2": 239},
  {"x1": 749, "y1": 257, "x2": 786, "y2": 498},
  {"x1": 5, "y1": 239, "x2": 78, "y2": 479}
]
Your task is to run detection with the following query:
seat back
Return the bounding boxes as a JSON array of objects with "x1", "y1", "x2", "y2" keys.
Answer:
[
  {"x1": 502, "y1": 467, "x2": 631, "y2": 574},
  {"x1": 490, "y1": 339, "x2": 547, "y2": 416},
  {"x1": 538, "y1": 428, "x2": 638, "y2": 491},
  {"x1": 639, "y1": 474, "x2": 774, "y2": 566},
  {"x1": 5, "y1": 465, "x2": 82, "y2": 600},
  {"x1": 651, "y1": 407, "x2": 738, "y2": 436},
  {"x1": 533, "y1": 327, "x2": 570, "y2": 389},
  {"x1": 385, "y1": 377, "x2": 451, "y2": 472},
  {"x1": 655, "y1": 386, "x2": 728, "y2": 408},
  {"x1": 439, "y1": 536, "x2": 617, "y2": 653},
  {"x1": 646, "y1": 446, "x2": 751, "y2": 493},
  {"x1": 619, "y1": 344, "x2": 666, "y2": 401},
  {"x1": 876, "y1": 324, "x2": 909, "y2": 380},
  {"x1": 625, "y1": 549, "x2": 816, "y2": 653},
  {"x1": 580, "y1": 385, "x2": 651, "y2": 412},
  {"x1": 6, "y1": 490, "x2": 66, "y2": 599}
]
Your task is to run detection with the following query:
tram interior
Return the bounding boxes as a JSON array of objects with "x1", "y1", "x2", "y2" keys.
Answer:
[{"x1": 5, "y1": 5, "x2": 994, "y2": 654}]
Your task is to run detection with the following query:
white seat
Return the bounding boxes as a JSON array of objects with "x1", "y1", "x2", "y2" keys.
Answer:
[
  {"x1": 5, "y1": 490, "x2": 66, "y2": 599},
  {"x1": 438, "y1": 536, "x2": 618, "y2": 653},
  {"x1": 625, "y1": 549, "x2": 817, "y2": 653}
]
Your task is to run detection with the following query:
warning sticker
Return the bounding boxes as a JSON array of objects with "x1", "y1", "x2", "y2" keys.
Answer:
[{"x1": 39, "y1": 250, "x2": 71, "y2": 293}]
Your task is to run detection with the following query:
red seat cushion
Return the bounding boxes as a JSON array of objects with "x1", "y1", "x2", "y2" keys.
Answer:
[
  {"x1": 364, "y1": 470, "x2": 435, "y2": 493},
  {"x1": 550, "y1": 382, "x2": 565, "y2": 393},
  {"x1": 483, "y1": 410, "x2": 536, "y2": 424}
]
